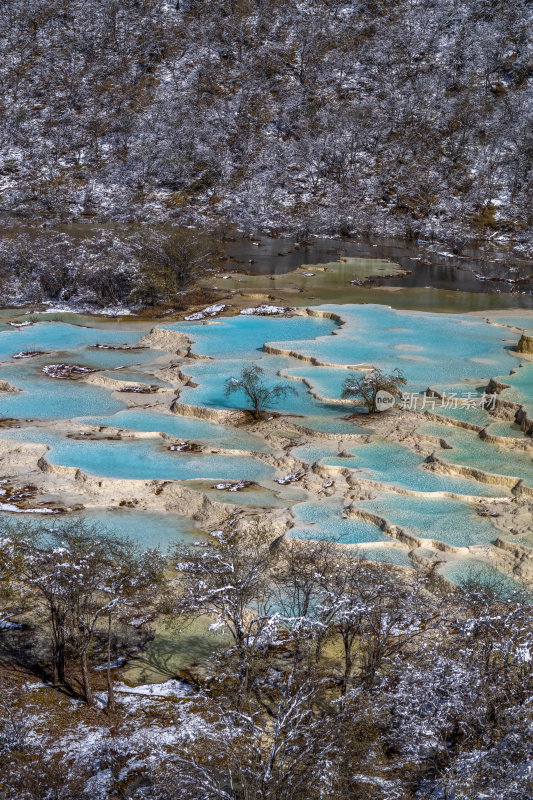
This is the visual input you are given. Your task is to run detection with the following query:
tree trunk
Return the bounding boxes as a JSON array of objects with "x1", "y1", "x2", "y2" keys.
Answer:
[
  {"x1": 106, "y1": 612, "x2": 116, "y2": 713},
  {"x1": 53, "y1": 637, "x2": 66, "y2": 685},
  {"x1": 341, "y1": 644, "x2": 352, "y2": 696},
  {"x1": 80, "y1": 649, "x2": 94, "y2": 706}
]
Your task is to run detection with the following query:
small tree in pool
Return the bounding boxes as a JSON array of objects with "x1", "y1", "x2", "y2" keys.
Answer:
[
  {"x1": 225, "y1": 365, "x2": 296, "y2": 419},
  {"x1": 342, "y1": 368, "x2": 406, "y2": 414}
]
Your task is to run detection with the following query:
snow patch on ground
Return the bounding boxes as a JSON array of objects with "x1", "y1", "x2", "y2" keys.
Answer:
[
  {"x1": 240, "y1": 305, "x2": 293, "y2": 316},
  {"x1": 0, "y1": 503, "x2": 60, "y2": 513},
  {"x1": 184, "y1": 304, "x2": 229, "y2": 321}
]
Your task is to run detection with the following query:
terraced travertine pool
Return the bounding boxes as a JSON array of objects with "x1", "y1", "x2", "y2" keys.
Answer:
[
  {"x1": 0, "y1": 361, "x2": 129, "y2": 418},
  {"x1": 1, "y1": 302, "x2": 533, "y2": 581},
  {"x1": 293, "y1": 440, "x2": 509, "y2": 497},
  {"x1": 0, "y1": 321, "x2": 147, "y2": 361},
  {"x1": 419, "y1": 422, "x2": 533, "y2": 486},
  {"x1": 10, "y1": 509, "x2": 206, "y2": 552},
  {"x1": 289, "y1": 497, "x2": 390, "y2": 545},
  {"x1": 438, "y1": 557, "x2": 524, "y2": 597},
  {"x1": 167, "y1": 304, "x2": 533, "y2": 434},
  {"x1": 0, "y1": 427, "x2": 276, "y2": 483},
  {"x1": 262, "y1": 304, "x2": 516, "y2": 389},
  {"x1": 355, "y1": 492, "x2": 502, "y2": 548},
  {"x1": 80, "y1": 409, "x2": 271, "y2": 452},
  {"x1": 289, "y1": 501, "x2": 416, "y2": 564},
  {"x1": 290, "y1": 493, "x2": 500, "y2": 549}
]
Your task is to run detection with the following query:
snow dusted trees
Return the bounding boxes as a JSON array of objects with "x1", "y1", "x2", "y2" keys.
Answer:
[
  {"x1": 320, "y1": 558, "x2": 439, "y2": 694},
  {"x1": 172, "y1": 527, "x2": 274, "y2": 651},
  {"x1": 153, "y1": 534, "x2": 532, "y2": 800},
  {"x1": 0, "y1": 229, "x2": 138, "y2": 307},
  {"x1": 150, "y1": 680, "x2": 339, "y2": 800},
  {"x1": 0, "y1": 226, "x2": 223, "y2": 308},
  {"x1": 3, "y1": 0, "x2": 533, "y2": 250},
  {"x1": 361, "y1": 580, "x2": 533, "y2": 800},
  {"x1": 0, "y1": 519, "x2": 531, "y2": 798},
  {"x1": 10, "y1": 519, "x2": 165, "y2": 706},
  {"x1": 169, "y1": 527, "x2": 281, "y2": 702}
]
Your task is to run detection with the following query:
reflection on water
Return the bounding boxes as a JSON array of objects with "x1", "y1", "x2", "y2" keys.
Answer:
[
  {"x1": 122, "y1": 617, "x2": 231, "y2": 684},
  {"x1": 226, "y1": 234, "x2": 533, "y2": 307},
  {"x1": 439, "y1": 559, "x2": 525, "y2": 598}
]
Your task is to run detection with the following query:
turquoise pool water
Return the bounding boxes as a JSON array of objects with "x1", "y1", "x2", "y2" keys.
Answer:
[
  {"x1": 265, "y1": 305, "x2": 514, "y2": 391},
  {"x1": 4, "y1": 308, "x2": 527, "y2": 435},
  {"x1": 486, "y1": 314, "x2": 533, "y2": 331},
  {"x1": 429, "y1": 403, "x2": 492, "y2": 428},
  {"x1": 165, "y1": 314, "x2": 337, "y2": 359},
  {"x1": 356, "y1": 493, "x2": 500, "y2": 548},
  {"x1": 419, "y1": 423, "x2": 533, "y2": 486},
  {"x1": 290, "y1": 498, "x2": 389, "y2": 544},
  {"x1": 486, "y1": 422, "x2": 527, "y2": 439},
  {"x1": 498, "y1": 362, "x2": 533, "y2": 415},
  {"x1": 282, "y1": 366, "x2": 350, "y2": 404},
  {"x1": 0, "y1": 322, "x2": 147, "y2": 363},
  {"x1": 165, "y1": 314, "x2": 360, "y2": 427},
  {"x1": 161, "y1": 308, "x2": 530, "y2": 433},
  {"x1": 1, "y1": 309, "x2": 532, "y2": 570},
  {"x1": 0, "y1": 362, "x2": 128, "y2": 419},
  {"x1": 79, "y1": 409, "x2": 271, "y2": 452},
  {"x1": 175, "y1": 353, "x2": 352, "y2": 419},
  {"x1": 81, "y1": 509, "x2": 207, "y2": 551},
  {"x1": 0, "y1": 428, "x2": 275, "y2": 483},
  {"x1": 0, "y1": 321, "x2": 164, "y2": 419},
  {"x1": 351, "y1": 544, "x2": 413, "y2": 567},
  {"x1": 293, "y1": 440, "x2": 508, "y2": 497},
  {"x1": 439, "y1": 558, "x2": 525, "y2": 597},
  {"x1": 0, "y1": 510, "x2": 204, "y2": 553}
]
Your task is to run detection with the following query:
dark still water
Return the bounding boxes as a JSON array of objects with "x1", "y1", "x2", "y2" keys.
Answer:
[{"x1": 225, "y1": 234, "x2": 533, "y2": 301}]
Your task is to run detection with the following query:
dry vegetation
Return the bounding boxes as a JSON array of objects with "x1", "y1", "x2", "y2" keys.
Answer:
[
  {"x1": 0, "y1": 521, "x2": 531, "y2": 799},
  {"x1": 0, "y1": 1, "x2": 532, "y2": 251}
]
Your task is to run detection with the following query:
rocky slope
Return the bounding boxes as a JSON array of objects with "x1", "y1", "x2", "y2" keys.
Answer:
[{"x1": 0, "y1": 0, "x2": 532, "y2": 254}]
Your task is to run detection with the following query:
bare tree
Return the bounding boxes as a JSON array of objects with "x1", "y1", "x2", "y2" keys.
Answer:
[
  {"x1": 270, "y1": 539, "x2": 345, "y2": 671},
  {"x1": 150, "y1": 680, "x2": 338, "y2": 800},
  {"x1": 13, "y1": 520, "x2": 165, "y2": 705},
  {"x1": 224, "y1": 364, "x2": 296, "y2": 419},
  {"x1": 322, "y1": 559, "x2": 438, "y2": 692},
  {"x1": 100, "y1": 547, "x2": 166, "y2": 712},
  {"x1": 342, "y1": 368, "x2": 406, "y2": 414},
  {"x1": 136, "y1": 227, "x2": 223, "y2": 301}
]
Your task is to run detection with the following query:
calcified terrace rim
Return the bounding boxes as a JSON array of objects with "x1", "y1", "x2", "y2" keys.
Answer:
[
  {"x1": 265, "y1": 306, "x2": 533, "y2": 436},
  {"x1": 1, "y1": 303, "x2": 532, "y2": 583}
]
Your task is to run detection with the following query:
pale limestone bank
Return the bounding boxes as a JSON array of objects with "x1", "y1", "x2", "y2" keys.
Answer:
[{"x1": 516, "y1": 333, "x2": 533, "y2": 354}]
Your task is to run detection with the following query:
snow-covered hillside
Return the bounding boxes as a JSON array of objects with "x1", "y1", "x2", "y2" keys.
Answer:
[{"x1": 0, "y1": 0, "x2": 532, "y2": 251}]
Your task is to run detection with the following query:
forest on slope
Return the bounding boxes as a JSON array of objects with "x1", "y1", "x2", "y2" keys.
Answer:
[
  {"x1": 1, "y1": 0, "x2": 532, "y2": 252},
  {"x1": 1, "y1": 523, "x2": 532, "y2": 800}
]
